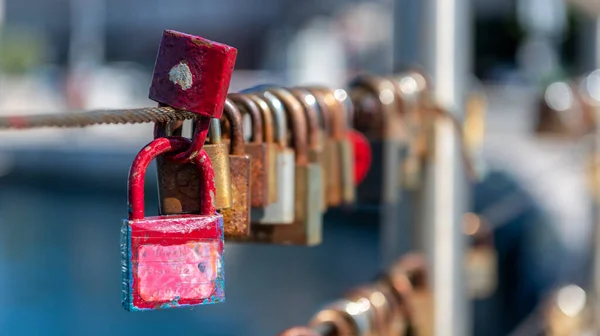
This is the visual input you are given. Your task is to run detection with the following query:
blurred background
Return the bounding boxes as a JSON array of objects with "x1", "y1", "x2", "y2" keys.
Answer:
[{"x1": 1, "y1": 0, "x2": 600, "y2": 335}]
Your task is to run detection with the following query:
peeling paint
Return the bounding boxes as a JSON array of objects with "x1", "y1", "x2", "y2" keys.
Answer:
[{"x1": 169, "y1": 62, "x2": 194, "y2": 90}]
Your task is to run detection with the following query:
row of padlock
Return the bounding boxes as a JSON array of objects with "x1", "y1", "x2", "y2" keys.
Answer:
[
  {"x1": 120, "y1": 30, "x2": 488, "y2": 312},
  {"x1": 278, "y1": 253, "x2": 432, "y2": 336}
]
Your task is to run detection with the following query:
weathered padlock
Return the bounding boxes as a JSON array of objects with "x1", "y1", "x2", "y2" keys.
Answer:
[
  {"x1": 121, "y1": 137, "x2": 224, "y2": 311},
  {"x1": 313, "y1": 86, "x2": 356, "y2": 205},
  {"x1": 149, "y1": 30, "x2": 237, "y2": 119},
  {"x1": 310, "y1": 298, "x2": 376, "y2": 336},
  {"x1": 289, "y1": 88, "x2": 328, "y2": 212},
  {"x1": 245, "y1": 89, "x2": 295, "y2": 225},
  {"x1": 246, "y1": 93, "x2": 279, "y2": 204},
  {"x1": 220, "y1": 99, "x2": 251, "y2": 237},
  {"x1": 307, "y1": 87, "x2": 342, "y2": 207},
  {"x1": 463, "y1": 213, "x2": 497, "y2": 299},
  {"x1": 350, "y1": 75, "x2": 403, "y2": 204},
  {"x1": 228, "y1": 93, "x2": 270, "y2": 208},
  {"x1": 204, "y1": 118, "x2": 233, "y2": 209}
]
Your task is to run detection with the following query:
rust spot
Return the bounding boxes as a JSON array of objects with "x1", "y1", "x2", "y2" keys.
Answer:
[{"x1": 192, "y1": 38, "x2": 214, "y2": 48}]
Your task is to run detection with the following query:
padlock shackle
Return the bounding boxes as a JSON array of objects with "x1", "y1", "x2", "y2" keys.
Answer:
[
  {"x1": 240, "y1": 85, "x2": 288, "y2": 147},
  {"x1": 268, "y1": 88, "x2": 309, "y2": 166},
  {"x1": 309, "y1": 87, "x2": 349, "y2": 141},
  {"x1": 288, "y1": 88, "x2": 321, "y2": 151},
  {"x1": 246, "y1": 94, "x2": 274, "y2": 144},
  {"x1": 221, "y1": 98, "x2": 246, "y2": 155},
  {"x1": 228, "y1": 93, "x2": 264, "y2": 144},
  {"x1": 305, "y1": 88, "x2": 333, "y2": 139},
  {"x1": 349, "y1": 75, "x2": 400, "y2": 139},
  {"x1": 128, "y1": 137, "x2": 216, "y2": 221}
]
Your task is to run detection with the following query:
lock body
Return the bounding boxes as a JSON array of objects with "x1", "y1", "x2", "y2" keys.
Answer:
[
  {"x1": 122, "y1": 214, "x2": 224, "y2": 311},
  {"x1": 245, "y1": 143, "x2": 270, "y2": 207},
  {"x1": 325, "y1": 139, "x2": 343, "y2": 206},
  {"x1": 251, "y1": 148, "x2": 295, "y2": 224},
  {"x1": 308, "y1": 140, "x2": 327, "y2": 212},
  {"x1": 222, "y1": 153, "x2": 251, "y2": 237},
  {"x1": 338, "y1": 137, "x2": 355, "y2": 204},
  {"x1": 204, "y1": 142, "x2": 233, "y2": 209}
]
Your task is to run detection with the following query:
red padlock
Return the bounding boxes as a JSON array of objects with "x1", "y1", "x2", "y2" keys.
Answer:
[
  {"x1": 121, "y1": 137, "x2": 224, "y2": 311},
  {"x1": 149, "y1": 30, "x2": 237, "y2": 119}
]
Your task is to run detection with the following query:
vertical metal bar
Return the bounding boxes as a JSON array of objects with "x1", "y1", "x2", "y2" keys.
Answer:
[{"x1": 419, "y1": 0, "x2": 471, "y2": 336}]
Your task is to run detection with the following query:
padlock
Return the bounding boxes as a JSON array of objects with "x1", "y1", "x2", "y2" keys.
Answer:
[
  {"x1": 228, "y1": 93, "x2": 270, "y2": 208},
  {"x1": 203, "y1": 118, "x2": 233, "y2": 209},
  {"x1": 149, "y1": 30, "x2": 237, "y2": 119},
  {"x1": 288, "y1": 88, "x2": 328, "y2": 212},
  {"x1": 463, "y1": 213, "x2": 497, "y2": 299},
  {"x1": 244, "y1": 89, "x2": 295, "y2": 225},
  {"x1": 310, "y1": 298, "x2": 375, "y2": 336},
  {"x1": 350, "y1": 75, "x2": 403, "y2": 204},
  {"x1": 220, "y1": 99, "x2": 251, "y2": 237},
  {"x1": 121, "y1": 137, "x2": 224, "y2": 311},
  {"x1": 306, "y1": 87, "x2": 342, "y2": 207},
  {"x1": 388, "y1": 254, "x2": 433, "y2": 336},
  {"x1": 245, "y1": 93, "x2": 279, "y2": 204},
  {"x1": 311, "y1": 86, "x2": 356, "y2": 205}
]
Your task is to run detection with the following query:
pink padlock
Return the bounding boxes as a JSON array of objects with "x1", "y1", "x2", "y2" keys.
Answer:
[
  {"x1": 149, "y1": 30, "x2": 237, "y2": 119},
  {"x1": 121, "y1": 137, "x2": 224, "y2": 311}
]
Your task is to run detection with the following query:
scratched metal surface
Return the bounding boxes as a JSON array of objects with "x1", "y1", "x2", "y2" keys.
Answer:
[{"x1": 0, "y1": 150, "x2": 379, "y2": 336}]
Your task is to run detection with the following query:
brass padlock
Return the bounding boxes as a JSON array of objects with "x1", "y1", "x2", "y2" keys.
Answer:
[
  {"x1": 219, "y1": 99, "x2": 251, "y2": 237},
  {"x1": 203, "y1": 118, "x2": 233, "y2": 209},
  {"x1": 289, "y1": 88, "x2": 328, "y2": 212},
  {"x1": 350, "y1": 75, "x2": 403, "y2": 204},
  {"x1": 314, "y1": 86, "x2": 356, "y2": 205},
  {"x1": 246, "y1": 93, "x2": 278, "y2": 204},
  {"x1": 240, "y1": 89, "x2": 322, "y2": 245},
  {"x1": 247, "y1": 90, "x2": 295, "y2": 224},
  {"x1": 228, "y1": 93, "x2": 270, "y2": 208},
  {"x1": 307, "y1": 87, "x2": 343, "y2": 207}
]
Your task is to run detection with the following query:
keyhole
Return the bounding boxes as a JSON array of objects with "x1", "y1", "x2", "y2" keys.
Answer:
[{"x1": 198, "y1": 262, "x2": 206, "y2": 273}]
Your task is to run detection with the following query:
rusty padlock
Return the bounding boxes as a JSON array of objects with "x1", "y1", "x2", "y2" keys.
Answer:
[
  {"x1": 350, "y1": 75, "x2": 403, "y2": 204},
  {"x1": 246, "y1": 89, "x2": 295, "y2": 225},
  {"x1": 203, "y1": 118, "x2": 233, "y2": 209},
  {"x1": 149, "y1": 30, "x2": 237, "y2": 164},
  {"x1": 228, "y1": 93, "x2": 270, "y2": 208},
  {"x1": 121, "y1": 137, "x2": 224, "y2": 311},
  {"x1": 289, "y1": 88, "x2": 328, "y2": 212},
  {"x1": 219, "y1": 99, "x2": 251, "y2": 237},
  {"x1": 277, "y1": 327, "x2": 321, "y2": 336},
  {"x1": 307, "y1": 87, "x2": 342, "y2": 207},
  {"x1": 245, "y1": 93, "x2": 279, "y2": 204}
]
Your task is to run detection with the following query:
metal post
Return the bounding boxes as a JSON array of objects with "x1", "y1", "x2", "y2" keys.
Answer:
[{"x1": 418, "y1": 0, "x2": 471, "y2": 335}]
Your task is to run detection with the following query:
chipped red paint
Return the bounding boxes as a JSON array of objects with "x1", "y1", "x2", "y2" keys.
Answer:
[
  {"x1": 123, "y1": 136, "x2": 224, "y2": 311},
  {"x1": 148, "y1": 30, "x2": 238, "y2": 119}
]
